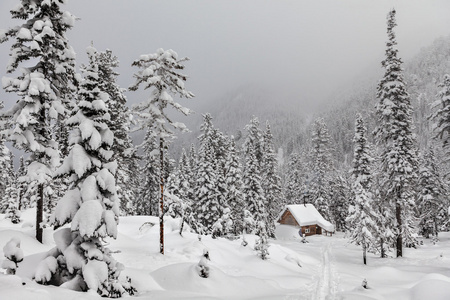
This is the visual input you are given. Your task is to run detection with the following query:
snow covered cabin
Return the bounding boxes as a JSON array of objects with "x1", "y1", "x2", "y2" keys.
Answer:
[{"x1": 277, "y1": 204, "x2": 335, "y2": 236}]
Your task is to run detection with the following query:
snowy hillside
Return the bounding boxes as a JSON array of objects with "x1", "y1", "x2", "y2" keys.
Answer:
[{"x1": 1, "y1": 210, "x2": 450, "y2": 299}]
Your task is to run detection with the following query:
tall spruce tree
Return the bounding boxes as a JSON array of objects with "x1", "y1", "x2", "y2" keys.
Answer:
[
  {"x1": 431, "y1": 74, "x2": 450, "y2": 168},
  {"x1": 50, "y1": 46, "x2": 129, "y2": 296},
  {"x1": 1, "y1": 0, "x2": 77, "y2": 243},
  {"x1": 242, "y1": 143, "x2": 269, "y2": 258},
  {"x1": 224, "y1": 137, "x2": 244, "y2": 235},
  {"x1": 329, "y1": 172, "x2": 350, "y2": 231},
  {"x1": 374, "y1": 9, "x2": 419, "y2": 257},
  {"x1": 243, "y1": 117, "x2": 263, "y2": 166},
  {"x1": 178, "y1": 148, "x2": 193, "y2": 202},
  {"x1": 284, "y1": 152, "x2": 303, "y2": 204},
  {"x1": 261, "y1": 121, "x2": 282, "y2": 238},
  {"x1": 17, "y1": 156, "x2": 28, "y2": 210},
  {"x1": 310, "y1": 118, "x2": 334, "y2": 220},
  {"x1": 194, "y1": 139, "x2": 220, "y2": 234},
  {"x1": 347, "y1": 115, "x2": 377, "y2": 265},
  {"x1": 0, "y1": 131, "x2": 11, "y2": 213},
  {"x1": 136, "y1": 130, "x2": 160, "y2": 216},
  {"x1": 417, "y1": 146, "x2": 448, "y2": 240},
  {"x1": 130, "y1": 49, "x2": 194, "y2": 254},
  {"x1": 97, "y1": 49, "x2": 137, "y2": 215}
]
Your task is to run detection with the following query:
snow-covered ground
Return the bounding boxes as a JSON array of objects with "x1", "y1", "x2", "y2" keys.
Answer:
[{"x1": 1, "y1": 210, "x2": 450, "y2": 299}]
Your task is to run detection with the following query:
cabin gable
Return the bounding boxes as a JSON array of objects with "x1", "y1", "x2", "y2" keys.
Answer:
[{"x1": 279, "y1": 210, "x2": 299, "y2": 227}]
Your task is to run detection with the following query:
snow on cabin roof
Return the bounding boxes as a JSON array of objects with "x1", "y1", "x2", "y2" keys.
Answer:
[{"x1": 282, "y1": 204, "x2": 335, "y2": 232}]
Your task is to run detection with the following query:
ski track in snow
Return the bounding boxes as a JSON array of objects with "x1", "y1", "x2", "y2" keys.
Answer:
[{"x1": 314, "y1": 243, "x2": 340, "y2": 300}]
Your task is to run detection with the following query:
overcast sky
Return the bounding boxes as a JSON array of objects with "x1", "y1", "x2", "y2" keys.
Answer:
[{"x1": 1, "y1": 0, "x2": 450, "y2": 115}]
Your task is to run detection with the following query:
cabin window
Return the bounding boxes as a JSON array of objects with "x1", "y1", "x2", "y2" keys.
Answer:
[{"x1": 305, "y1": 228, "x2": 310, "y2": 233}]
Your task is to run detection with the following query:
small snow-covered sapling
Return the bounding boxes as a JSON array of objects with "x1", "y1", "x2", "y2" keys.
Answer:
[
  {"x1": 2, "y1": 237, "x2": 24, "y2": 275},
  {"x1": 197, "y1": 249, "x2": 210, "y2": 278},
  {"x1": 362, "y1": 278, "x2": 368, "y2": 289}
]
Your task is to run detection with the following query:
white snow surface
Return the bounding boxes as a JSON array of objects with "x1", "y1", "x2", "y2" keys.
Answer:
[
  {"x1": 282, "y1": 204, "x2": 335, "y2": 232},
  {"x1": 0, "y1": 210, "x2": 450, "y2": 299}
]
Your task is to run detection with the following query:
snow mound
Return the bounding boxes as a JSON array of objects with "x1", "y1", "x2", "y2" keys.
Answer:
[
  {"x1": 151, "y1": 262, "x2": 283, "y2": 299},
  {"x1": 411, "y1": 277, "x2": 450, "y2": 300},
  {"x1": 0, "y1": 230, "x2": 48, "y2": 256},
  {"x1": 275, "y1": 224, "x2": 300, "y2": 241}
]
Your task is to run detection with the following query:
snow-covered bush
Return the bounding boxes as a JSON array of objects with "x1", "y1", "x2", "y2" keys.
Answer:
[
  {"x1": 196, "y1": 249, "x2": 210, "y2": 278},
  {"x1": 4, "y1": 187, "x2": 21, "y2": 224},
  {"x1": 242, "y1": 209, "x2": 255, "y2": 247},
  {"x1": 211, "y1": 208, "x2": 233, "y2": 239},
  {"x1": 254, "y1": 223, "x2": 270, "y2": 260},
  {"x1": 211, "y1": 218, "x2": 224, "y2": 239},
  {"x1": 2, "y1": 237, "x2": 23, "y2": 275}
]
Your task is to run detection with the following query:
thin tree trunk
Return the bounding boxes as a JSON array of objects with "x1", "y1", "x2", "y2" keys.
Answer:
[
  {"x1": 363, "y1": 243, "x2": 367, "y2": 265},
  {"x1": 159, "y1": 138, "x2": 164, "y2": 255},
  {"x1": 380, "y1": 238, "x2": 385, "y2": 258},
  {"x1": 179, "y1": 216, "x2": 185, "y2": 237},
  {"x1": 396, "y1": 201, "x2": 402, "y2": 257},
  {"x1": 18, "y1": 189, "x2": 22, "y2": 211},
  {"x1": 36, "y1": 183, "x2": 44, "y2": 243}
]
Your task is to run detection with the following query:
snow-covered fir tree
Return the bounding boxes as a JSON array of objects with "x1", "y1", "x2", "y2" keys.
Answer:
[
  {"x1": 130, "y1": 48, "x2": 194, "y2": 254},
  {"x1": 194, "y1": 139, "x2": 221, "y2": 234},
  {"x1": 3, "y1": 150, "x2": 21, "y2": 223},
  {"x1": 49, "y1": 46, "x2": 130, "y2": 296},
  {"x1": 346, "y1": 115, "x2": 377, "y2": 265},
  {"x1": 243, "y1": 117, "x2": 263, "y2": 167},
  {"x1": 417, "y1": 146, "x2": 448, "y2": 240},
  {"x1": 284, "y1": 152, "x2": 303, "y2": 204},
  {"x1": 329, "y1": 172, "x2": 350, "y2": 231},
  {"x1": 97, "y1": 49, "x2": 137, "y2": 215},
  {"x1": 374, "y1": 9, "x2": 419, "y2": 257},
  {"x1": 431, "y1": 74, "x2": 450, "y2": 167},
  {"x1": 261, "y1": 121, "x2": 283, "y2": 238},
  {"x1": 4, "y1": 186, "x2": 21, "y2": 224},
  {"x1": 17, "y1": 156, "x2": 28, "y2": 210},
  {"x1": 371, "y1": 163, "x2": 395, "y2": 258},
  {"x1": 1, "y1": 0, "x2": 78, "y2": 243},
  {"x1": 309, "y1": 117, "x2": 334, "y2": 220},
  {"x1": 242, "y1": 143, "x2": 267, "y2": 243},
  {"x1": 135, "y1": 130, "x2": 160, "y2": 216},
  {"x1": 186, "y1": 143, "x2": 198, "y2": 205},
  {"x1": 213, "y1": 130, "x2": 230, "y2": 221},
  {"x1": 0, "y1": 135, "x2": 12, "y2": 213},
  {"x1": 224, "y1": 137, "x2": 245, "y2": 235},
  {"x1": 178, "y1": 148, "x2": 194, "y2": 202},
  {"x1": 167, "y1": 148, "x2": 192, "y2": 234},
  {"x1": 254, "y1": 222, "x2": 270, "y2": 260}
]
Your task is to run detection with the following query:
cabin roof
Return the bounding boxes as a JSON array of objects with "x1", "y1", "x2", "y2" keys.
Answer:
[{"x1": 280, "y1": 204, "x2": 335, "y2": 232}]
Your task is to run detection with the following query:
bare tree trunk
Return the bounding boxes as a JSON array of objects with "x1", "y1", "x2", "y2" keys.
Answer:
[
  {"x1": 179, "y1": 216, "x2": 185, "y2": 237},
  {"x1": 36, "y1": 183, "x2": 44, "y2": 243},
  {"x1": 18, "y1": 189, "x2": 22, "y2": 211},
  {"x1": 159, "y1": 138, "x2": 164, "y2": 255},
  {"x1": 380, "y1": 238, "x2": 385, "y2": 258},
  {"x1": 363, "y1": 242, "x2": 367, "y2": 265},
  {"x1": 396, "y1": 201, "x2": 402, "y2": 257}
]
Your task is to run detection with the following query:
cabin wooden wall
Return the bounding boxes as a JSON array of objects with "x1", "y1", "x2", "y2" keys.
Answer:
[
  {"x1": 278, "y1": 210, "x2": 299, "y2": 227},
  {"x1": 301, "y1": 225, "x2": 326, "y2": 236}
]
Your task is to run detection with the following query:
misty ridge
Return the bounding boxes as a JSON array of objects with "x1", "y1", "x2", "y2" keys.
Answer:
[{"x1": 169, "y1": 34, "x2": 450, "y2": 166}]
